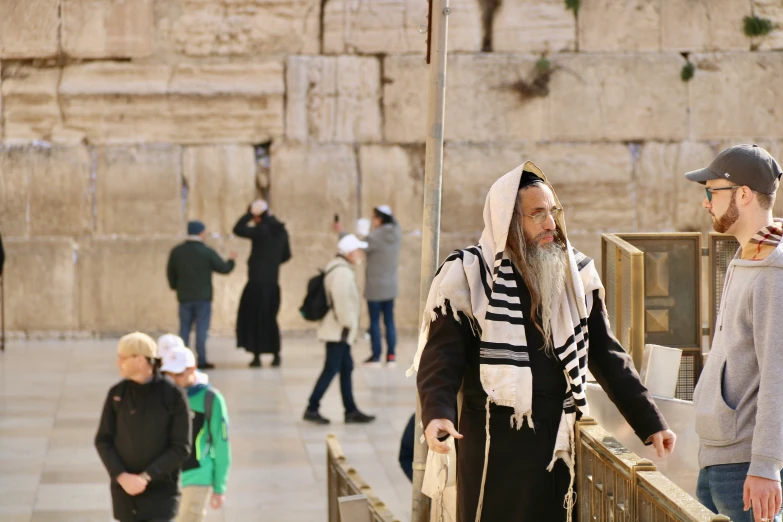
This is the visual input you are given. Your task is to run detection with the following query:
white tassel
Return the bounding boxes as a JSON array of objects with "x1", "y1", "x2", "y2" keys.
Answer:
[{"x1": 474, "y1": 396, "x2": 492, "y2": 522}]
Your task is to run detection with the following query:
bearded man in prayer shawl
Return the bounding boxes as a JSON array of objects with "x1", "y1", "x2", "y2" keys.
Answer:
[{"x1": 410, "y1": 162, "x2": 677, "y2": 522}]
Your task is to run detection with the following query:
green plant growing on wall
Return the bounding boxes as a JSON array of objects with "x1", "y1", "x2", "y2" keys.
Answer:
[
  {"x1": 505, "y1": 57, "x2": 558, "y2": 100},
  {"x1": 681, "y1": 62, "x2": 695, "y2": 82},
  {"x1": 565, "y1": 0, "x2": 580, "y2": 16},
  {"x1": 743, "y1": 15, "x2": 774, "y2": 37}
]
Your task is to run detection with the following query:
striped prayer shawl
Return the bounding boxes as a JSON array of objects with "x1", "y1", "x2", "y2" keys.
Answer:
[{"x1": 742, "y1": 222, "x2": 783, "y2": 261}]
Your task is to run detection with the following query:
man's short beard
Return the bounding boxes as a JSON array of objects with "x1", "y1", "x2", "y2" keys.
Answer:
[
  {"x1": 713, "y1": 194, "x2": 740, "y2": 233},
  {"x1": 506, "y1": 217, "x2": 567, "y2": 354}
]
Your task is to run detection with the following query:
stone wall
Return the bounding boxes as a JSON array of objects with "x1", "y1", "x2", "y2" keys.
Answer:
[{"x1": 0, "y1": 0, "x2": 782, "y2": 336}]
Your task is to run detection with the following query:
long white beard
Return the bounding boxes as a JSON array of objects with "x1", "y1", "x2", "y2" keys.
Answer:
[{"x1": 526, "y1": 242, "x2": 567, "y2": 353}]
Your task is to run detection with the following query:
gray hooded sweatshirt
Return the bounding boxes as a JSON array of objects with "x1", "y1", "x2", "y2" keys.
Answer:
[
  {"x1": 693, "y1": 223, "x2": 783, "y2": 481},
  {"x1": 364, "y1": 223, "x2": 402, "y2": 302}
]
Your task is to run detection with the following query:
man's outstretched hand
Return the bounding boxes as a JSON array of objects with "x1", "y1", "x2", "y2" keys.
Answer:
[
  {"x1": 648, "y1": 429, "x2": 677, "y2": 458},
  {"x1": 424, "y1": 418, "x2": 463, "y2": 454}
]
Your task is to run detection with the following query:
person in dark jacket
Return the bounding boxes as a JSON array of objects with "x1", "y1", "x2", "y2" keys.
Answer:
[
  {"x1": 399, "y1": 413, "x2": 415, "y2": 481},
  {"x1": 0, "y1": 229, "x2": 4, "y2": 275},
  {"x1": 95, "y1": 332, "x2": 192, "y2": 522},
  {"x1": 233, "y1": 200, "x2": 291, "y2": 368},
  {"x1": 167, "y1": 221, "x2": 237, "y2": 369}
]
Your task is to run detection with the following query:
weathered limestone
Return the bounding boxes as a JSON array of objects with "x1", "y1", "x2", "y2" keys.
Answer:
[
  {"x1": 384, "y1": 54, "x2": 545, "y2": 144},
  {"x1": 635, "y1": 142, "x2": 717, "y2": 232},
  {"x1": 270, "y1": 143, "x2": 358, "y2": 234},
  {"x1": 754, "y1": 0, "x2": 783, "y2": 51},
  {"x1": 548, "y1": 54, "x2": 689, "y2": 141},
  {"x1": 0, "y1": 145, "x2": 91, "y2": 237},
  {"x1": 184, "y1": 145, "x2": 258, "y2": 237},
  {"x1": 204, "y1": 237, "x2": 252, "y2": 334},
  {"x1": 578, "y1": 0, "x2": 661, "y2": 52},
  {"x1": 95, "y1": 146, "x2": 184, "y2": 236},
  {"x1": 690, "y1": 53, "x2": 783, "y2": 140},
  {"x1": 0, "y1": 0, "x2": 60, "y2": 58},
  {"x1": 359, "y1": 145, "x2": 424, "y2": 233},
  {"x1": 3, "y1": 239, "x2": 78, "y2": 331},
  {"x1": 1, "y1": 67, "x2": 63, "y2": 144},
  {"x1": 492, "y1": 0, "x2": 576, "y2": 53},
  {"x1": 286, "y1": 56, "x2": 382, "y2": 143},
  {"x1": 62, "y1": 0, "x2": 155, "y2": 58},
  {"x1": 396, "y1": 235, "x2": 423, "y2": 328},
  {"x1": 59, "y1": 62, "x2": 285, "y2": 144},
  {"x1": 168, "y1": 0, "x2": 320, "y2": 56},
  {"x1": 78, "y1": 238, "x2": 180, "y2": 332},
  {"x1": 661, "y1": 0, "x2": 749, "y2": 52},
  {"x1": 323, "y1": 0, "x2": 482, "y2": 54}
]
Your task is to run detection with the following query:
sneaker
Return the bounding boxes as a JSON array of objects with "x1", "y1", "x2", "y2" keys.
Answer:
[
  {"x1": 249, "y1": 356, "x2": 261, "y2": 368},
  {"x1": 345, "y1": 410, "x2": 376, "y2": 424},
  {"x1": 197, "y1": 362, "x2": 215, "y2": 370},
  {"x1": 362, "y1": 356, "x2": 382, "y2": 368},
  {"x1": 385, "y1": 355, "x2": 397, "y2": 369},
  {"x1": 271, "y1": 354, "x2": 281, "y2": 367},
  {"x1": 303, "y1": 410, "x2": 330, "y2": 424}
]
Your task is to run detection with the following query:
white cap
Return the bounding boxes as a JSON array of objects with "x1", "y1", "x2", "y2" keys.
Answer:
[
  {"x1": 376, "y1": 205, "x2": 393, "y2": 217},
  {"x1": 250, "y1": 199, "x2": 268, "y2": 215},
  {"x1": 338, "y1": 234, "x2": 368, "y2": 255},
  {"x1": 157, "y1": 334, "x2": 185, "y2": 359},
  {"x1": 160, "y1": 346, "x2": 196, "y2": 374}
]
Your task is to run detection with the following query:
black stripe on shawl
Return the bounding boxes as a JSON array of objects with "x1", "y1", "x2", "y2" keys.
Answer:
[
  {"x1": 485, "y1": 311, "x2": 526, "y2": 325},
  {"x1": 488, "y1": 297, "x2": 524, "y2": 312}
]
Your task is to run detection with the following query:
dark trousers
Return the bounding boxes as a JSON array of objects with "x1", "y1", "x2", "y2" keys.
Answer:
[
  {"x1": 179, "y1": 300, "x2": 212, "y2": 365},
  {"x1": 368, "y1": 300, "x2": 396, "y2": 360},
  {"x1": 307, "y1": 342, "x2": 358, "y2": 414}
]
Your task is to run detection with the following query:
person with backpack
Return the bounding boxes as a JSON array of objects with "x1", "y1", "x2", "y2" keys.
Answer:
[
  {"x1": 161, "y1": 345, "x2": 231, "y2": 522},
  {"x1": 95, "y1": 332, "x2": 192, "y2": 522},
  {"x1": 302, "y1": 234, "x2": 376, "y2": 425}
]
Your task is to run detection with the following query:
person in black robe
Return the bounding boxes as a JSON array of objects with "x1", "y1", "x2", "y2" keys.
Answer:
[{"x1": 233, "y1": 200, "x2": 291, "y2": 368}]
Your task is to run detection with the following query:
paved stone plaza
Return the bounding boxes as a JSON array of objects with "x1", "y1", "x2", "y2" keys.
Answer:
[{"x1": 0, "y1": 334, "x2": 417, "y2": 522}]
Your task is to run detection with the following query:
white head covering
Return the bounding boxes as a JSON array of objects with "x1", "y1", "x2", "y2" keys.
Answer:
[
  {"x1": 250, "y1": 199, "x2": 269, "y2": 215},
  {"x1": 338, "y1": 234, "x2": 368, "y2": 255},
  {"x1": 160, "y1": 346, "x2": 196, "y2": 374},
  {"x1": 157, "y1": 334, "x2": 185, "y2": 359},
  {"x1": 376, "y1": 205, "x2": 393, "y2": 217}
]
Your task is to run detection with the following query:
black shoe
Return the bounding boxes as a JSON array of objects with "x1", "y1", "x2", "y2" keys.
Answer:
[
  {"x1": 197, "y1": 362, "x2": 215, "y2": 370},
  {"x1": 303, "y1": 410, "x2": 330, "y2": 424},
  {"x1": 249, "y1": 356, "x2": 261, "y2": 368},
  {"x1": 362, "y1": 356, "x2": 381, "y2": 368},
  {"x1": 271, "y1": 354, "x2": 281, "y2": 367},
  {"x1": 345, "y1": 410, "x2": 376, "y2": 424}
]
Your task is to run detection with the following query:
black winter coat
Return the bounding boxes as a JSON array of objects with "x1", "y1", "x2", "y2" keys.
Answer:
[
  {"x1": 232, "y1": 212, "x2": 292, "y2": 284},
  {"x1": 95, "y1": 374, "x2": 192, "y2": 522}
]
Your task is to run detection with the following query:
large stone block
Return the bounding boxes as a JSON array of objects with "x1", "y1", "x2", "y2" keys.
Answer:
[
  {"x1": 78, "y1": 238, "x2": 180, "y2": 332},
  {"x1": 754, "y1": 0, "x2": 783, "y2": 51},
  {"x1": 359, "y1": 145, "x2": 424, "y2": 234},
  {"x1": 286, "y1": 56, "x2": 382, "y2": 143},
  {"x1": 547, "y1": 54, "x2": 689, "y2": 142},
  {"x1": 59, "y1": 62, "x2": 285, "y2": 144},
  {"x1": 383, "y1": 54, "x2": 545, "y2": 144},
  {"x1": 278, "y1": 233, "x2": 340, "y2": 330},
  {"x1": 690, "y1": 53, "x2": 783, "y2": 140},
  {"x1": 184, "y1": 145, "x2": 258, "y2": 237},
  {"x1": 269, "y1": 143, "x2": 358, "y2": 235},
  {"x1": 635, "y1": 142, "x2": 717, "y2": 233},
  {"x1": 203, "y1": 237, "x2": 251, "y2": 334},
  {"x1": 492, "y1": 0, "x2": 576, "y2": 53},
  {"x1": 323, "y1": 0, "x2": 481, "y2": 54},
  {"x1": 4, "y1": 239, "x2": 78, "y2": 331},
  {"x1": 578, "y1": 0, "x2": 660, "y2": 52},
  {"x1": 0, "y1": 0, "x2": 60, "y2": 58},
  {"x1": 0, "y1": 145, "x2": 91, "y2": 237},
  {"x1": 661, "y1": 0, "x2": 749, "y2": 52},
  {"x1": 95, "y1": 145, "x2": 184, "y2": 236},
  {"x1": 168, "y1": 0, "x2": 320, "y2": 56},
  {"x1": 395, "y1": 234, "x2": 423, "y2": 329},
  {"x1": 1, "y1": 67, "x2": 63, "y2": 144},
  {"x1": 62, "y1": 0, "x2": 154, "y2": 58}
]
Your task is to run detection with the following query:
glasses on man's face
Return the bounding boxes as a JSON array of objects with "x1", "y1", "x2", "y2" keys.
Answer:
[
  {"x1": 705, "y1": 186, "x2": 739, "y2": 202},
  {"x1": 524, "y1": 207, "x2": 563, "y2": 224}
]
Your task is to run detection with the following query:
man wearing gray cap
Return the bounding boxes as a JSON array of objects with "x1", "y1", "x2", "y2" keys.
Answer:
[{"x1": 686, "y1": 144, "x2": 783, "y2": 522}]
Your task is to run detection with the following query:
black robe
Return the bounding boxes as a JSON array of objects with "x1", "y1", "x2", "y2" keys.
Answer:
[
  {"x1": 233, "y1": 212, "x2": 292, "y2": 355},
  {"x1": 417, "y1": 268, "x2": 667, "y2": 522}
]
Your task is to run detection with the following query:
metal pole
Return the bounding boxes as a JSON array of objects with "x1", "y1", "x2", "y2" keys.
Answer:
[{"x1": 412, "y1": 0, "x2": 450, "y2": 520}]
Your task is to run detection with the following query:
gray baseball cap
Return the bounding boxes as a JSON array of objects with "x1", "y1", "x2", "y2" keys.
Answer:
[{"x1": 685, "y1": 144, "x2": 782, "y2": 194}]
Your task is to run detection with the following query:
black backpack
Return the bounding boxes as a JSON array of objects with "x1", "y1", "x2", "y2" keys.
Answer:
[{"x1": 299, "y1": 265, "x2": 341, "y2": 321}]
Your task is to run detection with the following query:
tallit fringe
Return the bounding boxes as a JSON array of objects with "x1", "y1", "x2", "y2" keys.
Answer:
[
  {"x1": 545, "y1": 424, "x2": 577, "y2": 522},
  {"x1": 474, "y1": 396, "x2": 491, "y2": 522},
  {"x1": 509, "y1": 411, "x2": 534, "y2": 431}
]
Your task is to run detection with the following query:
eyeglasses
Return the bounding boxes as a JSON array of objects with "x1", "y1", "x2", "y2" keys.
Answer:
[
  {"x1": 523, "y1": 207, "x2": 563, "y2": 224},
  {"x1": 705, "y1": 186, "x2": 739, "y2": 202}
]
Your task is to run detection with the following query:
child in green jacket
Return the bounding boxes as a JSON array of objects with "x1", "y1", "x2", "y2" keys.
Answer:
[{"x1": 161, "y1": 346, "x2": 231, "y2": 522}]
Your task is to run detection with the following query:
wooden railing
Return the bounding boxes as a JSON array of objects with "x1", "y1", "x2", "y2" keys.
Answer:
[
  {"x1": 326, "y1": 434, "x2": 401, "y2": 522},
  {"x1": 577, "y1": 418, "x2": 729, "y2": 521}
]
